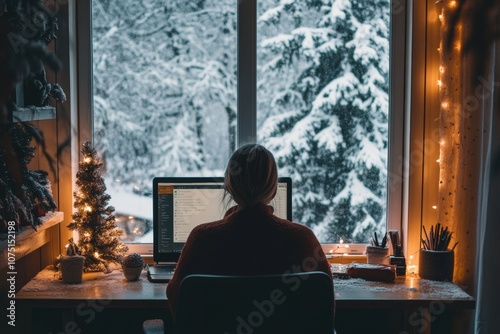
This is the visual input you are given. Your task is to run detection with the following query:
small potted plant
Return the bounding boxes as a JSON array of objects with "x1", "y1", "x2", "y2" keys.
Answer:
[
  {"x1": 365, "y1": 231, "x2": 389, "y2": 265},
  {"x1": 419, "y1": 222, "x2": 458, "y2": 281},
  {"x1": 121, "y1": 253, "x2": 144, "y2": 281},
  {"x1": 59, "y1": 238, "x2": 85, "y2": 284}
]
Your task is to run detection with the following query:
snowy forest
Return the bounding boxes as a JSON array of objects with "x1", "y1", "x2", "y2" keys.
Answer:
[{"x1": 92, "y1": 0, "x2": 390, "y2": 244}]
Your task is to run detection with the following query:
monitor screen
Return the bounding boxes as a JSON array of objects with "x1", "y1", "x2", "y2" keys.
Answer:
[{"x1": 152, "y1": 177, "x2": 292, "y2": 262}]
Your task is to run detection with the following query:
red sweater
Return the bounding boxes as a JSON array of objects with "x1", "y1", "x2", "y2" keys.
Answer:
[{"x1": 166, "y1": 203, "x2": 333, "y2": 318}]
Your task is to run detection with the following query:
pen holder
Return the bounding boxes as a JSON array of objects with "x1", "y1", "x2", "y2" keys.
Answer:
[
  {"x1": 365, "y1": 246, "x2": 390, "y2": 265},
  {"x1": 419, "y1": 249, "x2": 454, "y2": 281}
]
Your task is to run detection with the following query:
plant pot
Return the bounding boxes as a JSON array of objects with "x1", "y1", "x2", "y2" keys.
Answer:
[
  {"x1": 60, "y1": 255, "x2": 84, "y2": 284},
  {"x1": 122, "y1": 265, "x2": 143, "y2": 281},
  {"x1": 365, "y1": 246, "x2": 390, "y2": 265},
  {"x1": 419, "y1": 249, "x2": 454, "y2": 281}
]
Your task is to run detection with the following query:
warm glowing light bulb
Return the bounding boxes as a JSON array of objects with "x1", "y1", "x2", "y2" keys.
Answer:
[
  {"x1": 439, "y1": 66, "x2": 445, "y2": 73},
  {"x1": 339, "y1": 238, "x2": 344, "y2": 244},
  {"x1": 440, "y1": 140, "x2": 446, "y2": 145},
  {"x1": 436, "y1": 159, "x2": 441, "y2": 163},
  {"x1": 65, "y1": 243, "x2": 69, "y2": 249},
  {"x1": 345, "y1": 244, "x2": 350, "y2": 248},
  {"x1": 84, "y1": 205, "x2": 92, "y2": 212},
  {"x1": 438, "y1": 14, "x2": 443, "y2": 21},
  {"x1": 432, "y1": 205, "x2": 437, "y2": 210},
  {"x1": 84, "y1": 157, "x2": 92, "y2": 163},
  {"x1": 441, "y1": 101, "x2": 449, "y2": 109},
  {"x1": 437, "y1": 80, "x2": 442, "y2": 87},
  {"x1": 128, "y1": 215, "x2": 134, "y2": 220},
  {"x1": 94, "y1": 252, "x2": 99, "y2": 258},
  {"x1": 84, "y1": 232, "x2": 91, "y2": 237},
  {"x1": 449, "y1": 1, "x2": 457, "y2": 8}
]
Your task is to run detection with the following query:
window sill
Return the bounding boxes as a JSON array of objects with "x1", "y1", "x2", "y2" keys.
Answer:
[
  {"x1": 12, "y1": 106, "x2": 56, "y2": 122},
  {"x1": 0, "y1": 211, "x2": 64, "y2": 270}
]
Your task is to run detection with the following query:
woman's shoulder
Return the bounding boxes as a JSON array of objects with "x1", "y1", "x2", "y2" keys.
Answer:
[
  {"x1": 190, "y1": 218, "x2": 228, "y2": 236},
  {"x1": 273, "y1": 216, "x2": 315, "y2": 236}
]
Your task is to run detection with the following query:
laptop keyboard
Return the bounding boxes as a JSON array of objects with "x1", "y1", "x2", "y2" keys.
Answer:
[{"x1": 152, "y1": 265, "x2": 175, "y2": 274}]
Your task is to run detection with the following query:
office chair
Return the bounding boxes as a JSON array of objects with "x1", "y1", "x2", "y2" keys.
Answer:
[{"x1": 144, "y1": 271, "x2": 334, "y2": 334}]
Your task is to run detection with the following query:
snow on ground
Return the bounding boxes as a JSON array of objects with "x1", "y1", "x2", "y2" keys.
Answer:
[{"x1": 106, "y1": 178, "x2": 153, "y2": 221}]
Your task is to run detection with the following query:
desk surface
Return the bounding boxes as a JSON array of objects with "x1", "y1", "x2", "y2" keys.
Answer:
[{"x1": 16, "y1": 267, "x2": 475, "y2": 310}]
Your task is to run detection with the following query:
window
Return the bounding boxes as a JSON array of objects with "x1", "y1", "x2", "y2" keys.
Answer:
[
  {"x1": 84, "y1": 0, "x2": 406, "y2": 250},
  {"x1": 257, "y1": 1, "x2": 393, "y2": 244}
]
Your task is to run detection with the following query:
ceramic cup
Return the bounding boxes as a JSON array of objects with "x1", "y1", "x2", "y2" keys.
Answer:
[
  {"x1": 60, "y1": 255, "x2": 84, "y2": 284},
  {"x1": 122, "y1": 265, "x2": 143, "y2": 281}
]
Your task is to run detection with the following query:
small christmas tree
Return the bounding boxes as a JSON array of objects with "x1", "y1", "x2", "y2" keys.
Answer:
[{"x1": 68, "y1": 141, "x2": 128, "y2": 272}]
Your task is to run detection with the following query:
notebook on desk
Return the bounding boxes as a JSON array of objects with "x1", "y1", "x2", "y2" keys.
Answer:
[{"x1": 147, "y1": 176, "x2": 292, "y2": 283}]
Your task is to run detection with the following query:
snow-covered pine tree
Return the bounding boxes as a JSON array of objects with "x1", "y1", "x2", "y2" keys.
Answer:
[
  {"x1": 258, "y1": 0, "x2": 390, "y2": 243},
  {"x1": 92, "y1": 0, "x2": 237, "y2": 190},
  {"x1": 68, "y1": 141, "x2": 128, "y2": 272}
]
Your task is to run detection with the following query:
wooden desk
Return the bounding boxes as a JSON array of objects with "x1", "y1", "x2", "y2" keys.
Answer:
[
  {"x1": 16, "y1": 268, "x2": 474, "y2": 334},
  {"x1": 333, "y1": 276, "x2": 475, "y2": 334},
  {"x1": 334, "y1": 275, "x2": 474, "y2": 309}
]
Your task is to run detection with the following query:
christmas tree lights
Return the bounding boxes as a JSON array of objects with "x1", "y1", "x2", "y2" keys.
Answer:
[{"x1": 68, "y1": 141, "x2": 128, "y2": 272}]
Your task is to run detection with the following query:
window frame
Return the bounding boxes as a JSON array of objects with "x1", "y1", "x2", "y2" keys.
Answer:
[{"x1": 75, "y1": 0, "x2": 410, "y2": 257}]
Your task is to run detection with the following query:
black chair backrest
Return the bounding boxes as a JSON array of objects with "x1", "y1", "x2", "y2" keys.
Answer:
[{"x1": 175, "y1": 271, "x2": 334, "y2": 334}]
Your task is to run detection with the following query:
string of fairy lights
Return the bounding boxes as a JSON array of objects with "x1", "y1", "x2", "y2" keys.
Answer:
[
  {"x1": 437, "y1": 0, "x2": 461, "y2": 213},
  {"x1": 405, "y1": 0, "x2": 462, "y2": 275}
]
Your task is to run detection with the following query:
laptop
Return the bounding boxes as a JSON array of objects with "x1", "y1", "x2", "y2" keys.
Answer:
[{"x1": 147, "y1": 176, "x2": 292, "y2": 282}]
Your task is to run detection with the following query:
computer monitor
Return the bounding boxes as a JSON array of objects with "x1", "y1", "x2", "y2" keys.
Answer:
[{"x1": 152, "y1": 177, "x2": 292, "y2": 263}]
